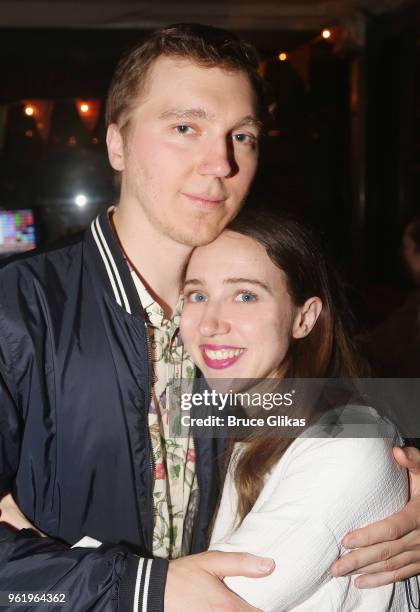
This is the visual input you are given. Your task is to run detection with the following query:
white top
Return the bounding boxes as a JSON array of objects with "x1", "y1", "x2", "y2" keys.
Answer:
[{"x1": 209, "y1": 407, "x2": 409, "y2": 611}]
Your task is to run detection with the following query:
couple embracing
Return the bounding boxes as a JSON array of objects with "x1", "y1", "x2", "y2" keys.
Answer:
[{"x1": 0, "y1": 23, "x2": 419, "y2": 612}]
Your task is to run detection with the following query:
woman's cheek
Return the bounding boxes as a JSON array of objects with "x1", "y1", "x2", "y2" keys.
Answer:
[{"x1": 180, "y1": 309, "x2": 200, "y2": 348}]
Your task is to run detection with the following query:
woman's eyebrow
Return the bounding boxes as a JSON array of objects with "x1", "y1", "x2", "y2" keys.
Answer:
[
  {"x1": 183, "y1": 277, "x2": 271, "y2": 293},
  {"x1": 224, "y1": 278, "x2": 271, "y2": 293},
  {"x1": 183, "y1": 278, "x2": 204, "y2": 287}
]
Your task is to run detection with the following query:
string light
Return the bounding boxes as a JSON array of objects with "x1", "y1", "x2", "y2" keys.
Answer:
[
  {"x1": 322, "y1": 29, "x2": 332, "y2": 39},
  {"x1": 278, "y1": 52, "x2": 287, "y2": 62},
  {"x1": 80, "y1": 103, "x2": 89, "y2": 113},
  {"x1": 24, "y1": 105, "x2": 34, "y2": 117}
]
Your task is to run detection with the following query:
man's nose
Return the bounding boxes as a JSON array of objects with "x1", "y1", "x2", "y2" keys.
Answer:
[{"x1": 197, "y1": 137, "x2": 237, "y2": 178}]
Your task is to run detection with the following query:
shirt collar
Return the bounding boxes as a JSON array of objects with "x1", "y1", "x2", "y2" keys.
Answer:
[{"x1": 87, "y1": 207, "x2": 144, "y2": 317}]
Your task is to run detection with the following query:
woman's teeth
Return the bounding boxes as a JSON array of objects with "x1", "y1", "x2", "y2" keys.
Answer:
[{"x1": 204, "y1": 348, "x2": 244, "y2": 360}]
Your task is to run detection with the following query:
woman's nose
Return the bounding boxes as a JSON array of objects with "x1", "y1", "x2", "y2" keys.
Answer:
[{"x1": 199, "y1": 312, "x2": 231, "y2": 337}]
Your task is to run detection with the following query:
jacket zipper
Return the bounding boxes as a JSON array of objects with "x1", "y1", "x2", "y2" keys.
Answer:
[
  {"x1": 190, "y1": 431, "x2": 200, "y2": 552},
  {"x1": 144, "y1": 319, "x2": 156, "y2": 551},
  {"x1": 189, "y1": 370, "x2": 203, "y2": 553}
]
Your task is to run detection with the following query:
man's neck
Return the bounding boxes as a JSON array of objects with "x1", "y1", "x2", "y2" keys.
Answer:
[{"x1": 112, "y1": 204, "x2": 192, "y2": 318}]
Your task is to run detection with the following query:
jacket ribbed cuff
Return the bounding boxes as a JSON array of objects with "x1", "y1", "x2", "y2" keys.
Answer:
[
  {"x1": 119, "y1": 555, "x2": 169, "y2": 612},
  {"x1": 145, "y1": 558, "x2": 168, "y2": 612},
  {"x1": 118, "y1": 554, "x2": 140, "y2": 611}
]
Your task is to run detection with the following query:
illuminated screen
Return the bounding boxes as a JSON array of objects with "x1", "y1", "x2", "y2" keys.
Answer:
[{"x1": 0, "y1": 210, "x2": 36, "y2": 254}]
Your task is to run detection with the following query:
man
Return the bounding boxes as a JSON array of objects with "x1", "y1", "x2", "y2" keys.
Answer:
[
  {"x1": 1, "y1": 22, "x2": 420, "y2": 611},
  {"x1": 0, "y1": 23, "x2": 273, "y2": 611}
]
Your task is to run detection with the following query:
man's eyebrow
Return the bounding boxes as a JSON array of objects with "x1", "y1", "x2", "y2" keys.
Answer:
[
  {"x1": 233, "y1": 115, "x2": 262, "y2": 133},
  {"x1": 224, "y1": 277, "x2": 271, "y2": 293},
  {"x1": 159, "y1": 109, "x2": 262, "y2": 132},
  {"x1": 159, "y1": 108, "x2": 214, "y2": 121}
]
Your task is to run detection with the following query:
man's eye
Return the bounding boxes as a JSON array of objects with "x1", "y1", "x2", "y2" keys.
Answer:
[
  {"x1": 186, "y1": 291, "x2": 207, "y2": 303},
  {"x1": 175, "y1": 125, "x2": 194, "y2": 135},
  {"x1": 235, "y1": 291, "x2": 257, "y2": 303},
  {"x1": 233, "y1": 133, "x2": 257, "y2": 146}
]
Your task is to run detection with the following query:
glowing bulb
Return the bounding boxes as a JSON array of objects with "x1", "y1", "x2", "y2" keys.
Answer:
[
  {"x1": 75, "y1": 194, "x2": 87, "y2": 207},
  {"x1": 278, "y1": 52, "x2": 287, "y2": 62},
  {"x1": 80, "y1": 103, "x2": 89, "y2": 113},
  {"x1": 25, "y1": 105, "x2": 34, "y2": 116},
  {"x1": 322, "y1": 29, "x2": 331, "y2": 39}
]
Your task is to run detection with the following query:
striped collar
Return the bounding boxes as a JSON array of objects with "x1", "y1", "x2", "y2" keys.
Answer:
[{"x1": 88, "y1": 208, "x2": 143, "y2": 317}]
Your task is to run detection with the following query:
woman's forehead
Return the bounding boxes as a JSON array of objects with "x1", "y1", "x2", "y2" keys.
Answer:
[
  {"x1": 188, "y1": 231, "x2": 261, "y2": 266},
  {"x1": 186, "y1": 231, "x2": 286, "y2": 287}
]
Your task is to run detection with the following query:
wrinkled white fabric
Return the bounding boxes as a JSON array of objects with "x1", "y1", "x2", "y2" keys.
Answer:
[{"x1": 210, "y1": 409, "x2": 408, "y2": 611}]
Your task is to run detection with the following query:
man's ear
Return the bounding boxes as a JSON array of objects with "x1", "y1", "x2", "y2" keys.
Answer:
[
  {"x1": 106, "y1": 124, "x2": 125, "y2": 172},
  {"x1": 292, "y1": 297, "x2": 322, "y2": 339}
]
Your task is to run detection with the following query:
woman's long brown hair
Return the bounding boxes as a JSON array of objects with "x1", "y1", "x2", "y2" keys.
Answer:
[{"x1": 223, "y1": 209, "x2": 364, "y2": 526}]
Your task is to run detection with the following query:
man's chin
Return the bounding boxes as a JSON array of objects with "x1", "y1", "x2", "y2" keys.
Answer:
[{"x1": 171, "y1": 226, "x2": 226, "y2": 248}]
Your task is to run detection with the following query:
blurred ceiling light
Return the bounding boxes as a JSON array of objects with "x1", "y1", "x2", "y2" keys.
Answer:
[
  {"x1": 322, "y1": 29, "x2": 332, "y2": 39},
  {"x1": 24, "y1": 105, "x2": 35, "y2": 116},
  {"x1": 278, "y1": 52, "x2": 287, "y2": 62},
  {"x1": 75, "y1": 194, "x2": 87, "y2": 208},
  {"x1": 80, "y1": 103, "x2": 90, "y2": 113}
]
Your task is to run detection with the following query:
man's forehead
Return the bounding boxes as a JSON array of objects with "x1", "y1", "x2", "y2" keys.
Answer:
[
  {"x1": 145, "y1": 55, "x2": 255, "y2": 101},
  {"x1": 123, "y1": 54, "x2": 259, "y2": 132},
  {"x1": 149, "y1": 53, "x2": 239, "y2": 76}
]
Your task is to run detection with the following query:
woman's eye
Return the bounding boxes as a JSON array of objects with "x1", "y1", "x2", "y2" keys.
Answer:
[
  {"x1": 235, "y1": 291, "x2": 257, "y2": 303},
  {"x1": 175, "y1": 125, "x2": 194, "y2": 135},
  {"x1": 186, "y1": 291, "x2": 207, "y2": 303}
]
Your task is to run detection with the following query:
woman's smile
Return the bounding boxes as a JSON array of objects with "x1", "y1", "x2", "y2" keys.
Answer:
[{"x1": 200, "y1": 344, "x2": 246, "y2": 369}]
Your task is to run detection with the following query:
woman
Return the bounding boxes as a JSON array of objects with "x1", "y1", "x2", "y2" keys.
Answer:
[{"x1": 180, "y1": 210, "x2": 408, "y2": 611}]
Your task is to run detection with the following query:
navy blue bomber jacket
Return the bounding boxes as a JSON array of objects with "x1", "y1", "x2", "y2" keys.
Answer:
[{"x1": 0, "y1": 210, "x2": 224, "y2": 611}]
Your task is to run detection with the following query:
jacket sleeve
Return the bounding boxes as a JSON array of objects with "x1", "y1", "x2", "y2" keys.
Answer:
[
  {"x1": 0, "y1": 524, "x2": 168, "y2": 612},
  {"x1": 0, "y1": 352, "x2": 168, "y2": 612},
  {"x1": 0, "y1": 289, "x2": 168, "y2": 611}
]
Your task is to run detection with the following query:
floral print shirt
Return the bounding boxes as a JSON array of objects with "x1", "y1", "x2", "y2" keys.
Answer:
[{"x1": 131, "y1": 270, "x2": 199, "y2": 559}]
